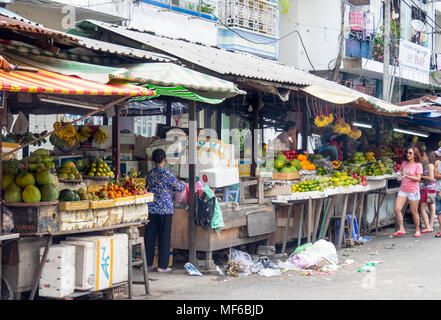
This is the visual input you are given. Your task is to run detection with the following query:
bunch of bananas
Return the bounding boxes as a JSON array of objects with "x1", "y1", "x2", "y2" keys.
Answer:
[
  {"x1": 314, "y1": 113, "x2": 334, "y2": 128},
  {"x1": 53, "y1": 122, "x2": 77, "y2": 146},
  {"x1": 412, "y1": 136, "x2": 418, "y2": 144},
  {"x1": 348, "y1": 128, "x2": 362, "y2": 140},
  {"x1": 333, "y1": 118, "x2": 351, "y2": 135},
  {"x1": 76, "y1": 126, "x2": 92, "y2": 143},
  {"x1": 93, "y1": 128, "x2": 108, "y2": 144}
]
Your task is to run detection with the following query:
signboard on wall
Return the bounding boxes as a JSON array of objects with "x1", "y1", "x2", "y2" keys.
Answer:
[{"x1": 399, "y1": 40, "x2": 431, "y2": 75}]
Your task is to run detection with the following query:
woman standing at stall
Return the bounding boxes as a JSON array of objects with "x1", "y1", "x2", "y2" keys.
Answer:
[
  {"x1": 145, "y1": 148, "x2": 185, "y2": 272},
  {"x1": 419, "y1": 151, "x2": 436, "y2": 233},
  {"x1": 393, "y1": 146, "x2": 423, "y2": 238}
]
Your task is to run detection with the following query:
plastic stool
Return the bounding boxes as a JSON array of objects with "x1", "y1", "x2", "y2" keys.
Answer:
[{"x1": 224, "y1": 184, "x2": 239, "y2": 202}]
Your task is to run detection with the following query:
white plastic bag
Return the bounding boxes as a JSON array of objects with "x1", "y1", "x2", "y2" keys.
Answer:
[
  {"x1": 289, "y1": 240, "x2": 338, "y2": 269},
  {"x1": 2, "y1": 207, "x2": 14, "y2": 232},
  {"x1": 307, "y1": 239, "x2": 338, "y2": 265}
]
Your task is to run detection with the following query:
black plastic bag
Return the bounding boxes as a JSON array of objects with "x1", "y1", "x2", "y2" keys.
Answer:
[{"x1": 194, "y1": 192, "x2": 215, "y2": 229}]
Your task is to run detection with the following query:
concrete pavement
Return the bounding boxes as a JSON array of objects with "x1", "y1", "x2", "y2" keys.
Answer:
[{"x1": 126, "y1": 223, "x2": 441, "y2": 300}]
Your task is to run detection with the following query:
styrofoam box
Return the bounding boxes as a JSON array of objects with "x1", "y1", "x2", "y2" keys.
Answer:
[
  {"x1": 39, "y1": 245, "x2": 76, "y2": 298},
  {"x1": 61, "y1": 241, "x2": 95, "y2": 291},
  {"x1": 112, "y1": 234, "x2": 128, "y2": 284},
  {"x1": 199, "y1": 167, "x2": 239, "y2": 188},
  {"x1": 65, "y1": 236, "x2": 114, "y2": 291},
  {"x1": 39, "y1": 245, "x2": 75, "y2": 278}
]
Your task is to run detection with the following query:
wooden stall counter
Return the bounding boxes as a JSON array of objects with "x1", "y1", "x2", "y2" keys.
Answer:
[{"x1": 171, "y1": 203, "x2": 276, "y2": 271}]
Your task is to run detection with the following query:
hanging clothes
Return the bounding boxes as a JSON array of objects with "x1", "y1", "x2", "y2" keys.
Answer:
[
  {"x1": 350, "y1": 10, "x2": 364, "y2": 32},
  {"x1": 364, "y1": 13, "x2": 374, "y2": 39}
]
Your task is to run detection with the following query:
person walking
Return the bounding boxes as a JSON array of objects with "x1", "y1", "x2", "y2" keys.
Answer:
[
  {"x1": 433, "y1": 147, "x2": 441, "y2": 237},
  {"x1": 419, "y1": 151, "x2": 436, "y2": 233},
  {"x1": 392, "y1": 146, "x2": 423, "y2": 238},
  {"x1": 145, "y1": 148, "x2": 185, "y2": 272}
]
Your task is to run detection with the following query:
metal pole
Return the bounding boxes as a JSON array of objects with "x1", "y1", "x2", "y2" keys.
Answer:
[
  {"x1": 166, "y1": 100, "x2": 172, "y2": 127},
  {"x1": 383, "y1": 0, "x2": 391, "y2": 101},
  {"x1": 112, "y1": 105, "x2": 121, "y2": 179},
  {"x1": 188, "y1": 101, "x2": 197, "y2": 265}
]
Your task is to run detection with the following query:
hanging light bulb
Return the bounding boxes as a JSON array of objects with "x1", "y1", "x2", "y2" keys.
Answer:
[{"x1": 248, "y1": 105, "x2": 253, "y2": 113}]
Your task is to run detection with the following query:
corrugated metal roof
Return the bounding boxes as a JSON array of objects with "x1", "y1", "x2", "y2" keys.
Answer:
[
  {"x1": 71, "y1": 20, "x2": 407, "y2": 114},
  {"x1": 72, "y1": 20, "x2": 320, "y2": 86},
  {"x1": 0, "y1": 13, "x2": 175, "y2": 62}
]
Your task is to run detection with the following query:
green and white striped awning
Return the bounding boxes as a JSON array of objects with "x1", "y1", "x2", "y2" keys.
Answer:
[
  {"x1": 131, "y1": 84, "x2": 223, "y2": 104},
  {"x1": 110, "y1": 63, "x2": 244, "y2": 100}
]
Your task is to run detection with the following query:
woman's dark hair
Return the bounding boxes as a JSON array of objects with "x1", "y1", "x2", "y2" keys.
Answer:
[
  {"x1": 284, "y1": 121, "x2": 297, "y2": 132},
  {"x1": 428, "y1": 151, "x2": 437, "y2": 165},
  {"x1": 152, "y1": 148, "x2": 166, "y2": 164},
  {"x1": 404, "y1": 145, "x2": 422, "y2": 163}
]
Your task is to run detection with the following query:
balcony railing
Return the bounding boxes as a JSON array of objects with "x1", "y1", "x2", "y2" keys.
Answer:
[
  {"x1": 219, "y1": 0, "x2": 278, "y2": 37},
  {"x1": 140, "y1": 0, "x2": 219, "y2": 21},
  {"x1": 345, "y1": 38, "x2": 373, "y2": 60}
]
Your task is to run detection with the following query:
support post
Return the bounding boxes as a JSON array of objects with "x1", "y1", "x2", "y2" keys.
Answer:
[
  {"x1": 166, "y1": 99, "x2": 172, "y2": 127},
  {"x1": 383, "y1": 0, "x2": 391, "y2": 101},
  {"x1": 22, "y1": 113, "x2": 30, "y2": 158},
  {"x1": 251, "y1": 93, "x2": 261, "y2": 177},
  {"x1": 188, "y1": 101, "x2": 197, "y2": 265},
  {"x1": 112, "y1": 105, "x2": 121, "y2": 179}
]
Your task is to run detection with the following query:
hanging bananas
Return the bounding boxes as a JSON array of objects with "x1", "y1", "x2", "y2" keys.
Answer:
[
  {"x1": 93, "y1": 128, "x2": 108, "y2": 144},
  {"x1": 53, "y1": 121, "x2": 77, "y2": 146},
  {"x1": 77, "y1": 126, "x2": 92, "y2": 143},
  {"x1": 333, "y1": 118, "x2": 351, "y2": 135},
  {"x1": 348, "y1": 128, "x2": 362, "y2": 140}
]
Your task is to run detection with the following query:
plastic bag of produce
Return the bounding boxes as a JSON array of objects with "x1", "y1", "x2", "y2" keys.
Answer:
[
  {"x1": 175, "y1": 183, "x2": 189, "y2": 205},
  {"x1": 2, "y1": 207, "x2": 14, "y2": 232}
]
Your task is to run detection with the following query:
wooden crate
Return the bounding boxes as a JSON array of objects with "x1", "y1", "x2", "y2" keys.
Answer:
[
  {"x1": 5, "y1": 201, "x2": 59, "y2": 233},
  {"x1": 59, "y1": 201, "x2": 90, "y2": 211},
  {"x1": 90, "y1": 200, "x2": 114, "y2": 209},
  {"x1": 272, "y1": 171, "x2": 300, "y2": 180}
]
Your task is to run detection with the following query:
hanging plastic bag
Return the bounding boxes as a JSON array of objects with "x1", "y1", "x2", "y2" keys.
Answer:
[
  {"x1": 174, "y1": 182, "x2": 189, "y2": 205},
  {"x1": 2, "y1": 207, "x2": 14, "y2": 232}
]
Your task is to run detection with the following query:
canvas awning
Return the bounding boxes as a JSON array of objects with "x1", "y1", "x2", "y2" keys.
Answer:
[
  {"x1": 301, "y1": 85, "x2": 410, "y2": 117},
  {"x1": 0, "y1": 63, "x2": 153, "y2": 96},
  {"x1": 110, "y1": 63, "x2": 245, "y2": 100}
]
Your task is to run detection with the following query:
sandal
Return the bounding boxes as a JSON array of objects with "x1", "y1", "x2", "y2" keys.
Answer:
[
  {"x1": 435, "y1": 232, "x2": 441, "y2": 238},
  {"x1": 421, "y1": 230, "x2": 433, "y2": 234},
  {"x1": 413, "y1": 233, "x2": 422, "y2": 238},
  {"x1": 392, "y1": 232, "x2": 405, "y2": 237}
]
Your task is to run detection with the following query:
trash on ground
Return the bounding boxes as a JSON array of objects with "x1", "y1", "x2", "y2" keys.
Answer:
[
  {"x1": 184, "y1": 262, "x2": 203, "y2": 276},
  {"x1": 384, "y1": 244, "x2": 395, "y2": 249},
  {"x1": 370, "y1": 250, "x2": 379, "y2": 255},
  {"x1": 357, "y1": 262, "x2": 376, "y2": 273},
  {"x1": 294, "y1": 242, "x2": 312, "y2": 255},
  {"x1": 258, "y1": 268, "x2": 282, "y2": 277},
  {"x1": 343, "y1": 259, "x2": 354, "y2": 265},
  {"x1": 289, "y1": 240, "x2": 339, "y2": 271}
]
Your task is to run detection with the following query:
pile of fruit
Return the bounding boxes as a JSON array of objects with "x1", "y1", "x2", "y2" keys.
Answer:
[
  {"x1": 99, "y1": 183, "x2": 133, "y2": 199},
  {"x1": 348, "y1": 152, "x2": 367, "y2": 165},
  {"x1": 291, "y1": 171, "x2": 362, "y2": 193},
  {"x1": 5, "y1": 131, "x2": 48, "y2": 147},
  {"x1": 120, "y1": 170, "x2": 148, "y2": 196},
  {"x1": 85, "y1": 158, "x2": 114, "y2": 177},
  {"x1": 364, "y1": 152, "x2": 376, "y2": 162},
  {"x1": 364, "y1": 157, "x2": 394, "y2": 176},
  {"x1": 23, "y1": 148, "x2": 55, "y2": 172},
  {"x1": 297, "y1": 154, "x2": 316, "y2": 171},
  {"x1": 57, "y1": 161, "x2": 82, "y2": 181},
  {"x1": 273, "y1": 153, "x2": 300, "y2": 173},
  {"x1": 281, "y1": 150, "x2": 297, "y2": 161},
  {"x1": 332, "y1": 160, "x2": 342, "y2": 169},
  {"x1": 3, "y1": 164, "x2": 59, "y2": 203}
]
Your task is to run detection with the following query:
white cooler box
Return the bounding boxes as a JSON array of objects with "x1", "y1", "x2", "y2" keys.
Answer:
[
  {"x1": 199, "y1": 167, "x2": 239, "y2": 188},
  {"x1": 39, "y1": 245, "x2": 76, "y2": 298},
  {"x1": 61, "y1": 240, "x2": 95, "y2": 291},
  {"x1": 65, "y1": 236, "x2": 114, "y2": 291}
]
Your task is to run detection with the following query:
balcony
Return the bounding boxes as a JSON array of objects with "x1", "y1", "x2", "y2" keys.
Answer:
[
  {"x1": 345, "y1": 38, "x2": 373, "y2": 60},
  {"x1": 139, "y1": 0, "x2": 219, "y2": 21}
]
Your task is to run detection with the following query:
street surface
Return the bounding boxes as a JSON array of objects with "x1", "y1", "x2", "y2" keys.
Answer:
[{"x1": 128, "y1": 222, "x2": 441, "y2": 300}]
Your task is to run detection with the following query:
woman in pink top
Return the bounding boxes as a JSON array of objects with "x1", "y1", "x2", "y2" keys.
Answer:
[{"x1": 393, "y1": 146, "x2": 423, "y2": 238}]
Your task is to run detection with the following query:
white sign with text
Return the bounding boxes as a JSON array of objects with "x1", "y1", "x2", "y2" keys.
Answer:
[{"x1": 399, "y1": 40, "x2": 430, "y2": 75}]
